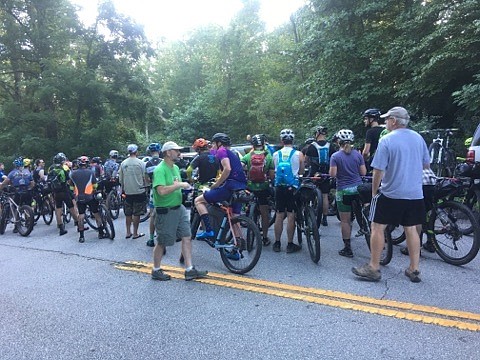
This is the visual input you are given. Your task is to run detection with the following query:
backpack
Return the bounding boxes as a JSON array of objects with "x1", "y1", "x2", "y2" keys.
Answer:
[
  {"x1": 248, "y1": 152, "x2": 267, "y2": 183},
  {"x1": 10, "y1": 169, "x2": 31, "y2": 190},
  {"x1": 104, "y1": 160, "x2": 118, "y2": 179},
  {"x1": 47, "y1": 166, "x2": 66, "y2": 192},
  {"x1": 274, "y1": 149, "x2": 299, "y2": 188},
  {"x1": 313, "y1": 142, "x2": 330, "y2": 165}
]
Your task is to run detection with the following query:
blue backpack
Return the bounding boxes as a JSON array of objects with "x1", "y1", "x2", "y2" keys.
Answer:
[
  {"x1": 313, "y1": 142, "x2": 330, "y2": 165},
  {"x1": 274, "y1": 148, "x2": 299, "y2": 188}
]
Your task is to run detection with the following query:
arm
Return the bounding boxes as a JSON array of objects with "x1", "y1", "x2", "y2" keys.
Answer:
[
  {"x1": 372, "y1": 168, "x2": 384, "y2": 196},
  {"x1": 156, "y1": 181, "x2": 189, "y2": 196},
  {"x1": 329, "y1": 166, "x2": 337, "y2": 178},
  {"x1": 211, "y1": 157, "x2": 231, "y2": 189},
  {"x1": 298, "y1": 151, "x2": 305, "y2": 177},
  {"x1": 359, "y1": 164, "x2": 367, "y2": 176},
  {"x1": 362, "y1": 143, "x2": 371, "y2": 160}
]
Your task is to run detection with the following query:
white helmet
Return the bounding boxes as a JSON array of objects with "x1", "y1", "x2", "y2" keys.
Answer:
[
  {"x1": 109, "y1": 150, "x2": 119, "y2": 158},
  {"x1": 280, "y1": 128, "x2": 295, "y2": 141},
  {"x1": 336, "y1": 129, "x2": 355, "y2": 142}
]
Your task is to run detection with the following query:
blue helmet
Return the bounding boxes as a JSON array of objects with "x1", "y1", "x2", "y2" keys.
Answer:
[
  {"x1": 148, "y1": 143, "x2": 161, "y2": 153},
  {"x1": 13, "y1": 157, "x2": 24, "y2": 167}
]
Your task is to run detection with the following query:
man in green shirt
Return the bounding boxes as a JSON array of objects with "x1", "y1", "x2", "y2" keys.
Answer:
[
  {"x1": 241, "y1": 134, "x2": 275, "y2": 245},
  {"x1": 151, "y1": 141, "x2": 208, "y2": 281}
]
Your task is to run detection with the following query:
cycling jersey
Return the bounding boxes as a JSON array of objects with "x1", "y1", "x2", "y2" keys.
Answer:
[{"x1": 189, "y1": 152, "x2": 219, "y2": 184}]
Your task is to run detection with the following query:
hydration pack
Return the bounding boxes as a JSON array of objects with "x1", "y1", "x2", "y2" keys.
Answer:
[
  {"x1": 274, "y1": 149, "x2": 299, "y2": 188},
  {"x1": 47, "y1": 166, "x2": 66, "y2": 192},
  {"x1": 248, "y1": 152, "x2": 267, "y2": 183},
  {"x1": 313, "y1": 142, "x2": 330, "y2": 165}
]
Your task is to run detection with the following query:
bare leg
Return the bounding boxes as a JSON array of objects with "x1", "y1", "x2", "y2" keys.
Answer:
[
  {"x1": 369, "y1": 222, "x2": 387, "y2": 270},
  {"x1": 125, "y1": 215, "x2": 132, "y2": 237},
  {"x1": 181, "y1": 236, "x2": 193, "y2": 268},
  {"x1": 286, "y1": 211, "x2": 295, "y2": 243},
  {"x1": 405, "y1": 225, "x2": 421, "y2": 271}
]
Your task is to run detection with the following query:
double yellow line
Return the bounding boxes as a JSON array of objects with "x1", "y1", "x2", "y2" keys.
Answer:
[{"x1": 115, "y1": 261, "x2": 480, "y2": 332}]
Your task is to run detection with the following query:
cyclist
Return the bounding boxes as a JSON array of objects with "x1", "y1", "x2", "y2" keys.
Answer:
[
  {"x1": 23, "y1": 158, "x2": 33, "y2": 171},
  {"x1": 145, "y1": 143, "x2": 163, "y2": 247},
  {"x1": 272, "y1": 129, "x2": 305, "y2": 253},
  {"x1": 194, "y1": 133, "x2": 247, "y2": 239},
  {"x1": 304, "y1": 126, "x2": 335, "y2": 226},
  {"x1": 186, "y1": 138, "x2": 219, "y2": 184},
  {"x1": 103, "y1": 150, "x2": 120, "y2": 194},
  {"x1": 33, "y1": 159, "x2": 47, "y2": 184},
  {"x1": 47, "y1": 153, "x2": 79, "y2": 236},
  {"x1": 241, "y1": 134, "x2": 275, "y2": 246},
  {"x1": 0, "y1": 163, "x2": 6, "y2": 181},
  {"x1": 1, "y1": 156, "x2": 35, "y2": 208},
  {"x1": 329, "y1": 129, "x2": 366, "y2": 258},
  {"x1": 70, "y1": 156, "x2": 105, "y2": 243},
  {"x1": 362, "y1": 108, "x2": 384, "y2": 172}
]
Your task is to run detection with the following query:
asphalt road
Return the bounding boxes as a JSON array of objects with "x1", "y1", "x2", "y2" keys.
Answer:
[{"x1": 1, "y1": 211, "x2": 479, "y2": 360}]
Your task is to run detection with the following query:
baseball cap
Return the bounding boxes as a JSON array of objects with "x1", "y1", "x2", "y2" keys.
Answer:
[
  {"x1": 380, "y1": 106, "x2": 410, "y2": 121},
  {"x1": 127, "y1": 144, "x2": 138, "y2": 153},
  {"x1": 161, "y1": 141, "x2": 183, "y2": 152}
]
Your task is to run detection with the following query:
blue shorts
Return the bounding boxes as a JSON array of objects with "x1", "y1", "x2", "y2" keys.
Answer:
[{"x1": 204, "y1": 179, "x2": 246, "y2": 214}]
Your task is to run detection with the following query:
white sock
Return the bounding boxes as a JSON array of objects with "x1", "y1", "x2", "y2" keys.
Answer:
[
  {"x1": 153, "y1": 267, "x2": 161, "y2": 271},
  {"x1": 186, "y1": 266, "x2": 194, "y2": 271}
]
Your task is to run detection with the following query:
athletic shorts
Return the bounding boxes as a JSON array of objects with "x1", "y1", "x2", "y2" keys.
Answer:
[
  {"x1": 124, "y1": 193, "x2": 146, "y2": 216},
  {"x1": 53, "y1": 191, "x2": 74, "y2": 209},
  {"x1": 275, "y1": 186, "x2": 296, "y2": 213},
  {"x1": 369, "y1": 193, "x2": 425, "y2": 226},
  {"x1": 336, "y1": 186, "x2": 359, "y2": 213},
  {"x1": 252, "y1": 189, "x2": 271, "y2": 206},
  {"x1": 203, "y1": 180, "x2": 245, "y2": 214},
  {"x1": 155, "y1": 205, "x2": 191, "y2": 246},
  {"x1": 77, "y1": 198, "x2": 99, "y2": 215}
]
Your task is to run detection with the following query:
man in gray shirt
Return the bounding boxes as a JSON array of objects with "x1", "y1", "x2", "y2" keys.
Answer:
[
  {"x1": 118, "y1": 144, "x2": 147, "y2": 239},
  {"x1": 352, "y1": 107, "x2": 430, "y2": 283}
]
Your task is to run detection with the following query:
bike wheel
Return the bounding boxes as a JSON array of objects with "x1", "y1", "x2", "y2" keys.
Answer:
[
  {"x1": 462, "y1": 191, "x2": 479, "y2": 235},
  {"x1": 32, "y1": 196, "x2": 41, "y2": 222},
  {"x1": 190, "y1": 212, "x2": 201, "y2": 239},
  {"x1": 0, "y1": 204, "x2": 9, "y2": 235},
  {"x1": 139, "y1": 188, "x2": 150, "y2": 223},
  {"x1": 85, "y1": 207, "x2": 99, "y2": 230},
  {"x1": 364, "y1": 205, "x2": 392, "y2": 266},
  {"x1": 313, "y1": 188, "x2": 323, "y2": 228},
  {"x1": 304, "y1": 206, "x2": 320, "y2": 263},
  {"x1": 100, "y1": 204, "x2": 115, "y2": 240},
  {"x1": 62, "y1": 203, "x2": 71, "y2": 224},
  {"x1": 42, "y1": 199, "x2": 54, "y2": 225},
  {"x1": 385, "y1": 224, "x2": 406, "y2": 245},
  {"x1": 106, "y1": 190, "x2": 120, "y2": 220},
  {"x1": 220, "y1": 215, "x2": 262, "y2": 274},
  {"x1": 16, "y1": 205, "x2": 35, "y2": 237},
  {"x1": 429, "y1": 201, "x2": 480, "y2": 265}
]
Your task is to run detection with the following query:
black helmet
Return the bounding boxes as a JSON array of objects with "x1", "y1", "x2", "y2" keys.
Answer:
[
  {"x1": 78, "y1": 156, "x2": 90, "y2": 166},
  {"x1": 362, "y1": 108, "x2": 381, "y2": 123},
  {"x1": 212, "y1": 133, "x2": 231, "y2": 146},
  {"x1": 315, "y1": 126, "x2": 327, "y2": 135},
  {"x1": 91, "y1": 157, "x2": 102, "y2": 164},
  {"x1": 53, "y1": 153, "x2": 66, "y2": 165},
  {"x1": 455, "y1": 163, "x2": 473, "y2": 177},
  {"x1": 251, "y1": 134, "x2": 265, "y2": 147}
]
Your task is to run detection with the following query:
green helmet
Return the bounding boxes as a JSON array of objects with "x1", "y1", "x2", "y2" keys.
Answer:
[{"x1": 465, "y1": 137, "x2": 473, "y2": 147}]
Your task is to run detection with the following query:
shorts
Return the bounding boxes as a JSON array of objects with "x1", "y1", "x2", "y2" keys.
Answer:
[
  {"x1": 77, "y1": 198, "x2": 99, "y2": 215},
  {"x1": 336, "y1": 186, "x2": 359, "y2": 213},
  {"x1": 275, "y1": 186, "x2": 296, "y2": 213},
  {"x1": 203, "y1": 179, "x2": 245, "y2": 214},
  {"x1": 155, "y1": 205, "x2": 191, "y2": 246},
  {"x1": 370, "y1": 193, "x2": 425, "y2": 226},
  {"x1": 53, "y1": 191, "x2": 74, "y2": 209},
  {"x1": 318, "y1": 179, "x2": 331, "y2": 194},
  {"x1": 252, "y1": 189, "x2": 271, "y2": 206},
  {"x1": 124, "y1": 193, "x2": 146, "y2": 216}
]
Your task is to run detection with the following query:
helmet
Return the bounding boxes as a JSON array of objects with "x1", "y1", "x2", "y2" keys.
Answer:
[
  {"x1": 465, "y1": 137, "x2": 473, "y2": 147},
  {"x1": 315, "y1": 126, "x2": 328, "y2": 135},
  {"x1": 148, "y1": 143, "x2": 161, "y2": 153},
  {"x1": 305, "y1": 137, "x2": 315, "y2": 145},
  {"x1": 212, "y1": 133, "x2": 231, "y2": 146},
  {"x1": 455, "y1": 163, "x2": 473, "y2": 177},
  {"x1": 13, "y1": 157, "x2": 24, "y2": 167},
  {"x1": 280, "y1": 129, "x2": 295, "y2": 141},
  {"x1": 337, "y1": 129, "x2": 355, "y2": 142},
  {"x1": 142, "y1": 156, "x2": 151, "y2": 163},
  {"x1": 23, "y1": 158, "x2": 32, "y2": 167},
  {"x1": 53, "y1": 152, "x2": 66, "y2": 165},
  {"x1": 78, "y1": 156, "x2": 89, "y2": 166},
  {"x1": 363, "y1": 108, "x2": 381, "y2": 122},
  {"x1": 109, "y1": 150, "x2": 119, "y2": 158},
  {"x1": 71, "y1": 159, "x2": 79, "y2": 169},
  {"x1": 91, "y1": 157, "x2": 102, "y2": 164},
  {"x1": 192, "y1": 138, "x2": 209, "y2": 151},
  {"x1": 251, "y1": 134, "x2": 265, "y2": 147}
]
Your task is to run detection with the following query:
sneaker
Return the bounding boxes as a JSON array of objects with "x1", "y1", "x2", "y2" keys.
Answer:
[
  {"x1": 226, "y1": 250, "x2": 241, "y2": 261},
  {"x1": 146, "y1": 239, "x2": 155, "y2": 247},
  {"x1": 423, "y1": 241, "x2": 435, "y2": 253},
  {"x1": 352, "y1": 263, "x2": 381, "y2": 281},
  {"x1": 98, "y1": 232, "x2": 107, "y2": 239},
  {"x1": 196, "y1": 230, "x2": 215, "y2": 239},
  {"x1": 286, "y1": 242, "x2": 301, "y2": 253},
  {"x1": 152, "y1": 269, "x2": 171, "y2": 281},
  {"x1": 79, "y1": 236, "x2": 85, "y2": 243},
  {"x1": 405, "y1": 268, "x2": 421, "y2": 283},
  {"x1": 272, "y1": 241, "x2": 281, "y2": 252},
  {"x1": 184, "y1": 267, "x2": 208, "y2": 281},
  {"x1": 400, "y1": 247, "x2": 409, "y2": 256},
  {"x1": 262, "y1": 237, "x2": 271, "y2": 246},
  {"x1": 338, "y1": 246, "x2": 353, "y2": 258},
  {"x1": 322, "y1": 216, "x2": 328, "y2": 227}
]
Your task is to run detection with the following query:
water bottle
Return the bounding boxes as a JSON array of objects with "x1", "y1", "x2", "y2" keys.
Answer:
[{"x1": 437, "y1": 208, "x2": 450, "y2": 227}]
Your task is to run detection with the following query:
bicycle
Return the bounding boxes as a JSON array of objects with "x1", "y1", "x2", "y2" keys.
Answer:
[
  {"x1": 245, "y1": 187, "x2": 276, "y2": 241},
  {"x1": 420, "y1": 128, "x2": 458, "y2": 177},
  {"x1": 84, "y1": 192, "x2": 115, "y2": 239},
  {"x1": 31, "y1": 183, "x2": 54, "y2": 225},
  {"x1": 0, "y1": 187, "x2": 35, "y2": 236},
  {"x1": 294, "y1": 178, "x2": 321, "y2": 263},
  {"x1": 192, "y1": 189, "x2": 262, "y2": 274},
  {"x1": 105, "y1": 177, "x2": 123, "y2": 220}
]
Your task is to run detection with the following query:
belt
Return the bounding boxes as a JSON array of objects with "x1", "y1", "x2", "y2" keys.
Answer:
[{"x1": 157, "y1": 205, "x2": 181, "y2": 211}]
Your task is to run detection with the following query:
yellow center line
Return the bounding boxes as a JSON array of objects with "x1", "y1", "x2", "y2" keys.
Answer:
[{"x1": 114, "y1": 261, "x2": 480, "y2": 332}]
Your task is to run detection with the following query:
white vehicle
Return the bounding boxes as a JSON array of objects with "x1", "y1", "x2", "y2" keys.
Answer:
[{"x1": 467, "y1": 123, "x2": 480, "y2": 163}]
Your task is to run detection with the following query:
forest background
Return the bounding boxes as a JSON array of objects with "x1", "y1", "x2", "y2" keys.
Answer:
[{"x1": 0, "y1": 0, "x2": 479, "y2": 165}]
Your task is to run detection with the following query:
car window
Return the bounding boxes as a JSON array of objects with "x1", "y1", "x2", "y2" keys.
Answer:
[{"x1": 472, "y1": 124, "x2": 480, "y2": 147}]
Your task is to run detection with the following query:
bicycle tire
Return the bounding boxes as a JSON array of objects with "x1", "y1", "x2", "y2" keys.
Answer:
[
  {"x1": 62, "y1": 203, "x2": 71, "y2": 224},
  {"x1": 304, "y1": 206, "x2": 320, "y2": 263},
  {"x1": 139, "y1": 188, "x2": 151, "y2": 223},
  {"x1": 42, "y1": 200, "x2": 54, "y2": 225},
  {"x1": 0, "y1": 204, "x2": 9, "y2": 235},
  {"x1": 100, "y1": 204, "x2": 115, "y2": 240},
  {"x1": 385, "y1": 224, "x2": 406, "y2": 245},
  {"x1": 85, "y1": 207, "x2": 99, "y2": 230},
  {"x1": 462, "y1": 191, "x2": 479, "y2": 235},
  {"x1": 106, "y1": 190, "x2": 120, "y2": 220},
  {"x1": 364, "y1": 205, "x2": 392, "y2": 266},
  {"x1": 429, "y1": 200, "x2": 480, "y2": 266},
  {"x1": 220, "y1": 215, "x2": 262, "y2": 274},
  {"x1": 190, "y1": 212, "x2": 201, "y2": 239},
  {"x1": 16, "y1": 205, "x2": 35, "y2": 237},
  {"x1": 32, "y1": 195, "x2": 41, "y2": 222},
  {"x1": 429, "y1": 142, "x2": 443, "y2": 177},
  {"x1": 296, "y1": 213, "x2": 303, "y2": 245}
]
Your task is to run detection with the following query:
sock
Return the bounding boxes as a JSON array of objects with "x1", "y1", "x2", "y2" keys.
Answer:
[
  {"x1": 153, "y1": 267, "x2": 161, "y2": 271},
  {"x1": 186, "y1": 266, "x2": 194, "y2": 271},
  {"x1": 150, "y1": 234, "x2": 154, "y2": 240},
  {"x1": 79, "y1": 230, "x2": 84, "y2": 237},
  {"x1": 343, "y1": 239, "x2": 351, "y2": 248},
  {"x1": 200, "y1": 214, "x2": 213, "y2": 232}
]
